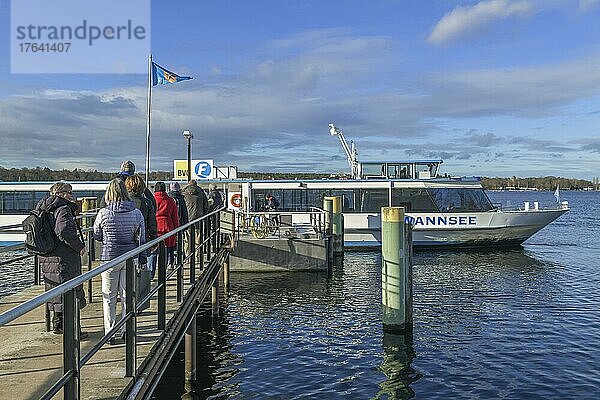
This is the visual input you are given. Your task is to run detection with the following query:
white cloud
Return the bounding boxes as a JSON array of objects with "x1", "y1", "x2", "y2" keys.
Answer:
[
  {"x1": 1, "y1": 29, "x2": 600, "y2": 177},
  {"x1": 428, "y1": 0, "x2": 534, "y2": 45},
  {"x1": 578, "y1": 0, "x2": 600, "y2": 12}
]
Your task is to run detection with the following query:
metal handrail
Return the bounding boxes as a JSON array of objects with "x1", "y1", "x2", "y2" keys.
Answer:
[
  {"x1": 0, "y1": 205, "x2": 228, "y2": 400},
  {"x1": 0, "y1": 206, "x2": 224, "y2": 326},
  {"x1": 236, "y1": 209, "x2": 328, "y2": 239},
  {"x1": 0, "y1": 211, "x2": 98, "y2": 234}
]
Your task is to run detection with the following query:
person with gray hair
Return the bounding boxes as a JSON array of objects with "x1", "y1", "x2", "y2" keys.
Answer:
[
  {"x1": 34, "y1": 181, "x2": 87, "y2": 337},
  {"x1": 93, "y1": 178, "x2": 146, "y2": 343},
  {"x1": 207, "y1": 183, "x2": 223, "y2": 212},
  {"x1": 182, "y1": 180, "x2": 208, "y2": 265}
]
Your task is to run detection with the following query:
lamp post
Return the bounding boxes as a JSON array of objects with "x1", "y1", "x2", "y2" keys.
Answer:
[{"x1": 183, "y1": 130, "x2": 193, "y2": 181}]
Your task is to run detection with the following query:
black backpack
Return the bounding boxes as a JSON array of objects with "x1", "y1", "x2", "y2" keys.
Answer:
[{"x1": 22, "y1": 208, "x2": 58, "y2": 255}]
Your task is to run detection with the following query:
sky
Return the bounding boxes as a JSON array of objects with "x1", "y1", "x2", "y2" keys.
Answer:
[{"x1": 1, "y1": 0, "x2": 600, "y2": 179}]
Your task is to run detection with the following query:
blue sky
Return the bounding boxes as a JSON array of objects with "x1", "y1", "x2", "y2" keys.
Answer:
[{"x1": 1, "y1": 0, "x2": 600, "y2": 179}]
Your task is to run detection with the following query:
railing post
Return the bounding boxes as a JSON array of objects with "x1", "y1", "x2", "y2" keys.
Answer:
[
  {"x1": 213, "y1": 211, "x2": 220, "y2": 250},
  {"x1": 207, "y1": 217, "x2": 212, "y2": 262},
  {"x1": 176, "y1": 231, "x2": 183, "y2": 302},
  {"x1": 125, "y1": 258, "x2": 137, "y2": 377},
  {"x1": 199, "y1": 220, "x2": 204, "y2": 270},
  {"x1": 34, "y1": 255, "x2": 40, "y2": 285},
  {"x1": 223, "y1": 254, "x2": 230, "y2": 292},
  {"x1": 211, "y1": 276, "x2": 219, "y2": 317},
  {"x1": 184, "y1": 314, "x2": 197, "y2": 394},
  {"x1": 63, "y1": 289, "x2": 80, "y2": 400},
  {"x1": 189, "y1": 224, "x2": 196, "y2": 284},
  {"x1": 158, "y1": 243, "x2": 166, "y2": 330},
  {"x1": 45, "y1": 304, "x2": 51, "y2": 332},
  {"x1": 86, "y1": 230, "x2": 93, "y2": 304}
]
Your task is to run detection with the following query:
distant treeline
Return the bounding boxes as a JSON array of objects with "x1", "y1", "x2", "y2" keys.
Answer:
[
  {"x1": 0, "y1": 166, "x2": 171, "y2": 182},
  {"x1": 481, "y1": 176, "x2": 594, "y2": 190},
  {"x1": 237, "y1": 171, "x2": 332, "y2": 180},
  {"x1": 0, "y1": 167, "x2": 596, "y2": 190}
]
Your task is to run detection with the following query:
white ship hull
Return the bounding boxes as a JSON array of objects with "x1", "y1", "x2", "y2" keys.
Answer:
[{"x1": 343, "y1": 208, "x2": 568, "y2": 247}]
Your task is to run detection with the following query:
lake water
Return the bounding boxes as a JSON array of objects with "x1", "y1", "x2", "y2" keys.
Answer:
[
  {"x1": 2, "y1": 191, "x2": 599, "y2": 399},
  {"x1": 153, "y1": 190, "x2": 600, "y2": 399}
]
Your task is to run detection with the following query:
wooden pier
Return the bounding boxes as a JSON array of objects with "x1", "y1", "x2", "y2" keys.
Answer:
[
  {"x1": 0, "y1": 206, "x2": 334, "y2": 399},
  {"x1": 0, "y1": 210, "x2": 231, "y2": 400}
]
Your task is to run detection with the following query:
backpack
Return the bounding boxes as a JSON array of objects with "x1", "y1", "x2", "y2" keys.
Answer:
[{"x1": 22, "y1": 208, "x2": 58, "y2": 255}]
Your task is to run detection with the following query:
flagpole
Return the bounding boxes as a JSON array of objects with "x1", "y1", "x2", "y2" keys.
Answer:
[{"x1": 145, "y1": 53, "x2": 152, "y2": 185}]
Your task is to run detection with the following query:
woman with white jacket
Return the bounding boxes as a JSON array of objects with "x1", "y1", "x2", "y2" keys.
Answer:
[{"x1": 93, "y1": 178, "x2": 146, "y2": 343}]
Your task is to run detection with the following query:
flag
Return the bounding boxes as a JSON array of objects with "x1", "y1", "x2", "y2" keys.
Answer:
[
  {"x1": 554, "y1": 185, "x2": 560, "y2": 203},
  {"x1": 152, "y1": 62, "x2": 192, "y2": 86}
]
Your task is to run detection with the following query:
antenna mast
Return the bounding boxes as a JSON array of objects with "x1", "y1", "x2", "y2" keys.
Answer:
[{"x1": 329, "y1": 123, "x2": 359, "y2": 179}]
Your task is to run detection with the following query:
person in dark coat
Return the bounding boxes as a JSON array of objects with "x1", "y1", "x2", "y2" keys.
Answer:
[
  {"x1": 35, "y1": 181, "x2": 87, "y2": 335},
  {"x1": 168, "y1": 182, "x2": 189, "y2": 227},
  {"x1": 125, "y1": 174, "x2": 158, "y2": 245},
  {"x1": 207, "y1": 183, "x2": 224, "y2": 212},
  {"x1": 99, "y1": 160, "x2": 156, "y2": 211},
  {"x1": 154, "y1": 182, "x2": 179, "y2": 268},
  {"x1": 182, "y1": 180, "x2": 208, "y2": 265}
]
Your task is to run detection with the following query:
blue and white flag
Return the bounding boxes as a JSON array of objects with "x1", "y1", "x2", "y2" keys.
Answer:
[
  {"x1": 554, "y1": 185, "x2": 560, "y2": 203},
  {"x1": 152, "y1": 62, "x2": 192, "y2": 86}
]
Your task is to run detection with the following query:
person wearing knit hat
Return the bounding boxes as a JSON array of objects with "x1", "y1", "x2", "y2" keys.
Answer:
[
  {"x1": 170, "y1": 182, "x2": 181, "y2": 192},
  {"x1": 100, "y1": 161, "x2": 156, "y2": 211},
  {"x1": 120, "y1": 160, "x2": 136, "y2": 176}
]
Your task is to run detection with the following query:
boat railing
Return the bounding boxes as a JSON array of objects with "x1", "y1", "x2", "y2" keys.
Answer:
[
  {"x1": 490, "y1": 201, "x2": 569, "y2": 212},
  {"x1": 0, "y1": 206, "x2": 229, "y2": 400},
  {"x1": 235, "y1": 208, "x2": 328, "y2": 240}
]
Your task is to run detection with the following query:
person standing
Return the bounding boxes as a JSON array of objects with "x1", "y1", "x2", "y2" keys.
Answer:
[
  {"x1": 100, "y1": 160, "x2": 156, "y2": 211},
  {"x1": 93, "y1": 178, "x2": 146, "y2": 342},
  {"x1": 124, "y1": 174, "x2": 157, "y2": 247},
  {"x1": 125, "y1": 175, "x2": 157, "y2": 310},
  {"x1": 265, "y1": 193, "x2": 280, "y2": 211},
  {"x1": 182, "y1": 180, "x2": 208, "y2": 265},
  {"x1": 207, "y1": 183, "x2": 223, "y2": 212},
  {"x1": 168, "y1": 182, "x2": 189, "y2": 228},
  {"x1": 154, "y1": 182, "x2": 180, "y2": 269},
  {"x1": 35, "y1": 182, "x2": 87, "y2": 337}
]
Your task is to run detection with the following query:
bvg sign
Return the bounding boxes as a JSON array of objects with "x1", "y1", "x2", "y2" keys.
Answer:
[{"x1": 173, "y1": 159, "x2": 215, "y2": 180}]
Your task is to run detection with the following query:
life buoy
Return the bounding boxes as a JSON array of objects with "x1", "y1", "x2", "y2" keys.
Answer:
[{"x1": 230, "y1": 193, "x2": 242, "y2": 207}]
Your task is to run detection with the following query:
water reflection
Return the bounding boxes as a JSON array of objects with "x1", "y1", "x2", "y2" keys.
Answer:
[
  {"x1": 373, "y1": 331, "x2": 420, "y2": 400},
  {"x1": 155, "y1": 246, "x2": 575, "y2": 399}
]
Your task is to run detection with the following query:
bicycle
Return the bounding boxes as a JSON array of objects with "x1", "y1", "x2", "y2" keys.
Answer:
[{"x1": 241, "y1": 213, "x2": 278, "y2": 239}]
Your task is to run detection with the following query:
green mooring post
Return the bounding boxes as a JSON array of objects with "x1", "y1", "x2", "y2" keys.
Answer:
[
  {"x1": 323, "y1": 197, "x2": 334, "y2": 263},
  {"x1": 381, "y1": 207, "x2": 413, "y2": 332},
  {"x1": 325, "y1": 196, "x2": 344, "y2": 254}
]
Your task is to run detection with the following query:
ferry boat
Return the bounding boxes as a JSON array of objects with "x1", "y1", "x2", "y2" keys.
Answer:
[
  {"x1": 0, "y1": 182, "x2": 108, "y2": 244},
  {"x1": 0, "y1": 124, "x2": 569, "y2": 248},
  {"x1": 222, "y1": 124, "x2": 569, "y2": 247}
]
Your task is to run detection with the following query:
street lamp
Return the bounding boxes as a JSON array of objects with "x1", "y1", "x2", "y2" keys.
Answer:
[{"x1": 183, "y1": 130, "x2": 193, "y2": 181}]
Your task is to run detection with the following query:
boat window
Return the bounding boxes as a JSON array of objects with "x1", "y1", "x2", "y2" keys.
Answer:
[
  {"x1": 392, "y1": 188, "x2": 437, "y2": 212},
  {"x1": 251, "y1": 188, "x2": 389, "y2": 213},
  {"x1": 362, "y1": 163, "x2": 385, "y2": 178},
  {"x1": 329, "y1": 190, "x2": 355, "y2": 212},
  {"x1": 359, "y1": 189, "x2": 388, "y2": 212},
  {"x1": 0, "y1": 191, "x2": 35, "y2": 214},
  {"x1": 387, "y1": 164, "x2": 412, "y2": 179},
  {"x1": 427, "y1": 188, "x2": 493, "y2": 212},
  {"x1": 0, "y1": 190, "x2": 105, "y2": 215}
]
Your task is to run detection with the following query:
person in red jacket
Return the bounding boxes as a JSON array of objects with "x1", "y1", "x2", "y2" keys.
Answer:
[{"x1": 153, "y1": 181, "x2": 179, "y2": 274}]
